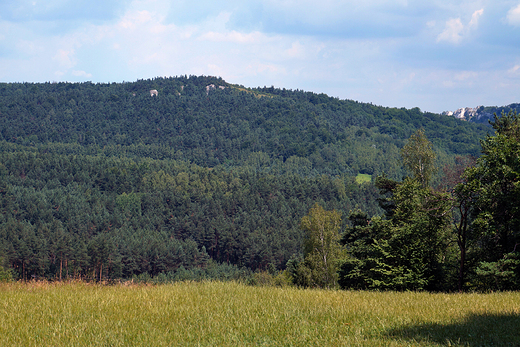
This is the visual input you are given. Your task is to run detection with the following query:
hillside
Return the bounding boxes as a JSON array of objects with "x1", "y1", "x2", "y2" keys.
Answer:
[
  {"x1": 0, "y1": 76, "x2": 491, "y2": 281},
  {"x1": 0, "y1": 76, "x2": 489, "y2": 177}
]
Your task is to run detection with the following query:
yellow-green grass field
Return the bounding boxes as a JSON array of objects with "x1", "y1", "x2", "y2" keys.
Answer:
[
  {"x1": 0, "y1": 281, "x2": 519, "y2": 346},
  {"x1": 356, "y1": 173, "x2": 372, "y2": 184}
]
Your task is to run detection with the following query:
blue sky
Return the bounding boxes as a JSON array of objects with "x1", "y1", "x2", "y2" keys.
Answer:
[{"x1": 1, "y1": 0, "x2": 520, "y2": 113}]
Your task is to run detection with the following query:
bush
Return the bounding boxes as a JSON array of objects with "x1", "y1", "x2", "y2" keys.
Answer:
[{"x1": 0, "y1": 265, "x2": 12, "y2": 282}]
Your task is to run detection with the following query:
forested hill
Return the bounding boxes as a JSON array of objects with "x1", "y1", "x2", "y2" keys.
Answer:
[
  {"x1": 0, "y1": 76, "x2": 490, "y2": 281},
  {"x1": 0, "y1": 75, "x2": 488, "y2": 177}
]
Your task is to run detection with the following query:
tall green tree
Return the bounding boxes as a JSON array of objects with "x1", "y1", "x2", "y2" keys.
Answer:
[
  {"x1": 295, "y1": 203, "x2": 345, "y2": 289},
  {"x1": 461, "y1": 111, "x2": 520, "y2": 290},
  {"x1": 400, "y1": 129, "x2": 436, "y2": 187}
]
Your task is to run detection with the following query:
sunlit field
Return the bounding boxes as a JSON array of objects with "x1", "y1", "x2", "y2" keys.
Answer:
[
  {"x1": 1, "y1": 281, "x2": 519, "y2": 346},
  {"x1": 355, "y1": 173, "x2": 372, "y2": 184}
]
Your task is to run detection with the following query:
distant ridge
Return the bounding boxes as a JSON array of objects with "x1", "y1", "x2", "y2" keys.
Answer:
[
  {"x1": 0, "y1": 75, "x2": 492, "y2": 181},
  {"x1": 442, "y1": 103, "x2": 520, "y2": 124}
]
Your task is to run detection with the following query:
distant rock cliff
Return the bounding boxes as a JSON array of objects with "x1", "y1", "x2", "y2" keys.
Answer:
[
  {"x1": 442, "y1": 104, "x2": 520, "y2": 124},
  {"x1": 442, "y1": 107, "x2": 486, "y2": 122}
]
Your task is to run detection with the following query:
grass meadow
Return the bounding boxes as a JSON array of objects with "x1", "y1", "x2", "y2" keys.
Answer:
[
  {"x1": 355, "y1": 174, "x2": 372, "y2": 184},
  {"x1": 0, "y1": 281, "x2": 519, "y2": 346}
]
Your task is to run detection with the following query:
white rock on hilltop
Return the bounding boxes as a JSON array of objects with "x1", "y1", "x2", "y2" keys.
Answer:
[{"x1": 442, "y1": 106, "x2": 483, "y2": 121}]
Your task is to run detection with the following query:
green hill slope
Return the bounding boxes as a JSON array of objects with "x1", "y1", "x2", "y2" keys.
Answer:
[
  {"x1": 0, "y1": 76, "x2": 489, "y2": 177},
  {"x1": 0, "y1": 76, "x2": 490, "y2": 280}
]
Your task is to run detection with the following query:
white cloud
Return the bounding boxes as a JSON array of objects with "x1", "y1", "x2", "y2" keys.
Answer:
[
  {"x1": 16, "y1": 39, "x2": 45, "y2": 55},
  {"x1": 436, "y1": 9, "x2": 483, "y2": 44},
  {"x1": 0, "y1": 0, "x2": 125, "y2": 24},
  {"x1": 506, "y1": 4, "x2": 520, "y2": 26},
  {"x1": 469, "y1": 9, "x2": 484, "y2": 27},
  {"x1": 437, "y1": 18, "x2": 464, "y2": 44},
  {"x1": 199, "y1": 30, "x2": 266, "y2": 44},
  {"x1": 72, "y1": 70, "x2": 92, "y2": 78},
  {"x1": 284, "y1": 41, "x2": 305, "y2": 59},
  {"x1": 118, "y1": 10, "x2": 155, "y2": 30},
  {"x1": 53, "y1": 49, "x2": 76, "y2": 69},
  {"x1": 246, "y1": 62, "x2": 287, "y2": 77},
  {"x1": 508, "y1": 64, "x2": 520, "y2": 76},
  {"x1": 454, "y1": 70, "x2": 478, "y2": 82}
]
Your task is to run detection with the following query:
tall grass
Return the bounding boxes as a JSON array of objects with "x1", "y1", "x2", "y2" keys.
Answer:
[{"x1": 0, "y1": 281, "x2": 518, "y2": 346}]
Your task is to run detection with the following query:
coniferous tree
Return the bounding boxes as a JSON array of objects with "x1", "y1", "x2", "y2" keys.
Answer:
[{"x1": 460, "y1": 111, "x2": 520, "y2": 290}]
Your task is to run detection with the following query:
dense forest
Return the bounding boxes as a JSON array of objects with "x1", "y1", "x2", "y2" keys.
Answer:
[
  {"x1": 0, "y1": 76, "x2": 502, "y2": 290},
  {"x1": 0, "y1": 76, "x2": 488, "y2": 176}
]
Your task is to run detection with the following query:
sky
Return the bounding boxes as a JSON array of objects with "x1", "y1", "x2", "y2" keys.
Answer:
[{"x1": 1, "y1": 0, "x2": 520, "y2": 113}]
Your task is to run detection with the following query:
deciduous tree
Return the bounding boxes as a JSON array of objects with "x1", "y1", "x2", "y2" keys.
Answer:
[
  {"x1": 400, "y1": 129, "x2": 436, "y2": 187},
  {"x1": 296, "y1": 203, "x2": 345, "y2": 288}
]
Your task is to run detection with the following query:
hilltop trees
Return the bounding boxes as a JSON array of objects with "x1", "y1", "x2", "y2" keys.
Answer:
[{"x1": 0, "y1": 77, "x2": 488, "y2": 177}]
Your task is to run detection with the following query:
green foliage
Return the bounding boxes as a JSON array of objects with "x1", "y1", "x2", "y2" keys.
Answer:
[
  {"x1": 131, "y1": 260, "x2": 252, "y2": 284},
  {"x1": 460, "y1": 111, "x2": 520, "y2": 290},
  {"x1": 341, "y1": 180, "x2": 452, "y2": 290},
  {"x1": 341, "y1": 133, "x2": 452, "y2": 291},
  {"x1": 248, "y1": 270, "x2": 293, "y2": 287},
  {"x1": 0, "y1": 76, "x2": 492, "y2": 284},
  {"x1": 475, "y1": 252, "x2": 520, "y2": 291},
  {"x1": 0, "y1": 258, "x2": 12, "y2": 282},
  {"x1": 295, "y1": 204, "x2": 346, "y2": 288},
  {"x1": 400, "y1": 129, "x2": 436, "y2": 186}
]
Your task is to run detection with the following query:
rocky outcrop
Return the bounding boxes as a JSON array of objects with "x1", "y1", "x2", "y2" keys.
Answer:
[
  {"x1": 205, "y1": 84, "x2": 226, "y2": 95},
  {"x1": 442, "y1": 104, "x2": 520, "y2": 123},
  {"x1": 442, "y1": 106, "x2": 487, "y2": 122},
  {"x1": 205, "y1": 84, "x2": 216, "y2": 94}
]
